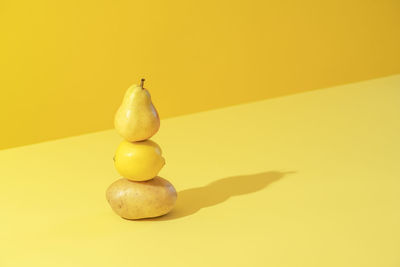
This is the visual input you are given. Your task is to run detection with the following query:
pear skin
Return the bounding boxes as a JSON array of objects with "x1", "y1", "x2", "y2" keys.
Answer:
[{"x1": 114, "y1": 80, "x2": 160, "y2": 141}]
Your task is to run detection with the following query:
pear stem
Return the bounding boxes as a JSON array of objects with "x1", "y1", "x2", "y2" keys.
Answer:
[{"x1": 140, "y1": 78, "x2": 145, "y2": 89}]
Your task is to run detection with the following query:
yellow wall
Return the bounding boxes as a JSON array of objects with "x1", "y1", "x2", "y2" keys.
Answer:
[{"x1": 1, "y1": 0, "x2": 399, "y2": 150}]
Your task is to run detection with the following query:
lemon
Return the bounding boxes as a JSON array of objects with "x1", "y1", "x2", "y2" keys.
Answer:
[{"x1": 114, "y1": 140, "x2": 165, "y2": 181}]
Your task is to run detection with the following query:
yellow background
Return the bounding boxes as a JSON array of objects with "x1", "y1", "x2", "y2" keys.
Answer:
[
  {"x1": 1, "y1": 0, "x2": 400, "y2": 149},
  {"x1": 1, "y1": 76, "x2": 399, "y2": 266}
]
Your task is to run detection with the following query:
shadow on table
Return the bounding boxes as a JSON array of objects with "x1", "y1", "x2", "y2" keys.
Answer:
[{"x1": 145, "y1": 171, "x2": 295, "y2": 221}]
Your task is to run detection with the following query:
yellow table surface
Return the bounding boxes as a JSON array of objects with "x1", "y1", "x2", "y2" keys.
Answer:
[{"x1": 1, "y1": 75, "x2": 400, "y2": 267}]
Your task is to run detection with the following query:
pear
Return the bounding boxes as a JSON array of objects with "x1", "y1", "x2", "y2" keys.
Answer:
[{"x1": 114, "y1": 79, "x2": 160, "y2": 141}]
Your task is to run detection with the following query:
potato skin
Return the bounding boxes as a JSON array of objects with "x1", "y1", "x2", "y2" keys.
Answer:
[{"x1": 106, "y1": 177, "x2": 177, "y2": 219}]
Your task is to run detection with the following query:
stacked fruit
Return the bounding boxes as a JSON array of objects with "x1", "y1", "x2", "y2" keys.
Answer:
[{"x1": 106, "y1": 79, "x2": 177, "y2": 220}]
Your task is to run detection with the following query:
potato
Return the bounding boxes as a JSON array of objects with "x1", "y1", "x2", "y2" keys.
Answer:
[{"x1": 106, "y1": 177, "x2": 177, "y2": 219}]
